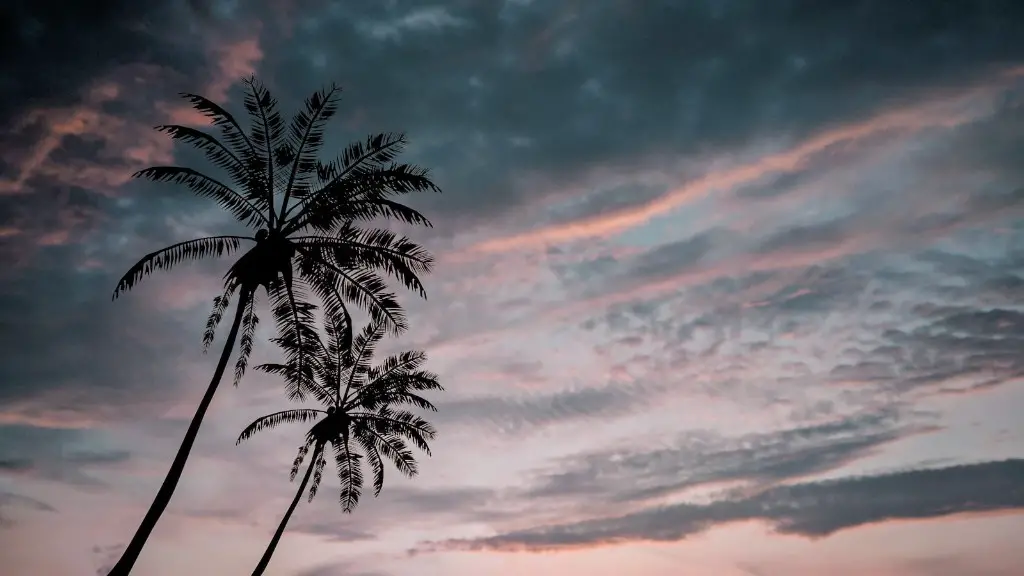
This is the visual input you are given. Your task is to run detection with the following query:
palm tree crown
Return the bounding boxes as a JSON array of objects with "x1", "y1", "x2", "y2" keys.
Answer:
[
  {"x1": 240, "y1": 311, "x2": 442, "y2": 511},
  {"x1": 114, "y1": 75, "x2": 439, "y2": 379},
  {"x1": 237, "y1": 312, "x2": 442, "y2": 576}
]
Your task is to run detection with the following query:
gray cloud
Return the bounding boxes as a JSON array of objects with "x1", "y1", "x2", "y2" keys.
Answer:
[
  {"x1": 0, "y1": 425, "x2": 132, "y2": 487},
  {"x1": 263, "y1": 0, "x2": 1024, "y2": 223},
  {"x1": 523, "y1": 408, "x2": 916, "y2": 504},
  {"x1": 0, "y1": 490, "x2": 56, "y2": 527},
  {"x1": 437, "y1": 384, "x2": 645, "y2": 434},
  {"x1": 429, "y1": 458, "x2": 1024, "y2": 551},
  {"x1": 294, "y1": 563, "x2": 392, "y2": 576},
  {"x1": 284, "y1": 521, "x2": 375, "y2": 543},
  {"x1": 834, "y1": 304, "x2": 1024, "y2": 394}
]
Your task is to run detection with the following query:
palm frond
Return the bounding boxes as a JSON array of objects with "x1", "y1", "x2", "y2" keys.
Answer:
[
  {"x1": 355, "y1": 408, "x2": 436, "y2": 455},
  {"x1": 290, "y1": 442, "x2": 311, "y2": 481},
  {"x1": 153, "y1": 124, "x2": 260, "y2": 197},
  {"x1": 241, "y1": 76, "x2": 286, "y2": 227},
  {"x1": 266, "y1": 278, "x2": 320, "y2": 397},
  {"x1": 176, "y1": 91, "x2": 258, "y2": 165},
  {"x1": 353, "y1": 371, "x2": 442, "y2": 413},
  {"x1": 254, "y1": 360, "x2": 334, "y2": 406},
  {"x1": 280, "y1": 84, "x2": 342, "y2": 218},
  {"x1": 323, "y1": 308, "x2": 354, "y2": 399},
  {"x1": 202, "y1": 282, "x2": 237, "y2": 352},
  {"x1": 299, "y1": 253, "x2": 408, "y2": 335},
  {"x1": 354, "y1": 421, "x2": 419, "y2": 479},
  {"x1": 333, "y1": 440, "x2": 364, "y2": 513},
  {"x1": 295, "y1": 226, "x2": 433, "y2": 297},
  {"x1": 366, "y1": 351, "x2": 427, "y2": 385},
  {"x1": 112, "y1": 236, "x2": 247, "y2": 299},
  {"x1": 282, "y1": 131, "x2": 438, "y2": 230},
  {"x1": 307, "y1": 446, "x2": 328, "y2": 502},
  {"x1": 353, "y1": 426, "x2": 386, "y2": 496},
  {"x1": 236, "y1": 409, "x2": 324, "y2": 445},
  {"x1": 338, "y1": 320, "x2": 386, "y2": 404},
  {"x1": 285, "y1": 163, "x2": 439, "y2": 235},
  {"x1": 232, "y1": 291, "x2": 260, "y2": 386},
  {"x1": 133, "y1": 167, "x2": 268, "y2": 229}
]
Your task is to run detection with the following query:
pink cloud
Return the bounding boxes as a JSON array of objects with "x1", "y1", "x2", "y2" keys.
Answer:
[
  {"x1": 0, "y1": 32, "x2": 264, "y2": 269},
  {"x1": 466, "y1": 66, "x2": 1023, "y2": 255}
]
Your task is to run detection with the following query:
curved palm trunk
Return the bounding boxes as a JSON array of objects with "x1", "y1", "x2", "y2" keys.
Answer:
[
  {"x1": 106, "y1": 292, "x2": 251, "y2": 576},
  {"x1": 251, "y1": 444, "x2": 320, "y2": 576}
]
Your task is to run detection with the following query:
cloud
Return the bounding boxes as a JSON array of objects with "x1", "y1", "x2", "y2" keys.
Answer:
[
  {"x1": 3, "y1": 2, "x2": 1024, "y2": 574},
  {"x1": 522, "y1": 408, "x2": 919, "y2": 504},
  {"x1": 0, "y1": 425, "x2": 132, "y2": 488},
  {"x1": 437, "y1": 383, "x2": 645, "y2": 434},
  {"x1": 429, "y1": 459, "x2": 1024, "y2": 552},
  {"x1": 256, "y1": 0, "x2": 1024, "y2": 230},
  {"x1": 294, "y1": 563, "x2": 392, "y2": 576},
  {"x1": 0, "y1": 490, "x2": 56, "y2": 527}
]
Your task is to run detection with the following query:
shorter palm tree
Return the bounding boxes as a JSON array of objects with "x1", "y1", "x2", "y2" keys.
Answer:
[{"x1": 237, "y1": 312, "x2": 442, "y2": 576}]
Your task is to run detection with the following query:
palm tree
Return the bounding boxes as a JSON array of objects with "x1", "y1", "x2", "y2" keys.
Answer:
[
  {"x1": 238, "y1": 312, "x2": 442, "y2": 576},
  {"x1": 105, "y1": 76, "x2": 440, "y2": 576}
]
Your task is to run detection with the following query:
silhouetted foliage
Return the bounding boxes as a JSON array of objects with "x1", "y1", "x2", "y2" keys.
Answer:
[
  {"x1": 239, "y1": 312, "x2": 443, "y2": 576},
  {"x1": 105, "y1": 76, "x2": 439, "y2": 576}
]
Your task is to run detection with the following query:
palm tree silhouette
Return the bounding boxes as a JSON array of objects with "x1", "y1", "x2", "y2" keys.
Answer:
[
  {"x1": 238, "y1": 311, "x2": 442, "y2": 576},
  {"x1": 106, "y1": 76, "x2": 439, "y2": 575}
]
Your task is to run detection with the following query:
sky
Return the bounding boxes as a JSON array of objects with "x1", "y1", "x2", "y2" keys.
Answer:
[{"x1": 2, "y1": 1, "x2": 1024, "y2": 575}]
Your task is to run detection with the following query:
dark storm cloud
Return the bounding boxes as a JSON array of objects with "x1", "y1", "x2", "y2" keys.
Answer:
[
  {"x1": 261, "y1": 0, "x2": 1024, "y2": 221},
  {"x1": 0, "y1": 0, "x2": 201, "y2": 128},
  {"x1": 428, "y1": 459, "x2": 1024, "y2": 552},
  {"x1": 523, "y1": 408, "x2": 914, "y2": 504}
]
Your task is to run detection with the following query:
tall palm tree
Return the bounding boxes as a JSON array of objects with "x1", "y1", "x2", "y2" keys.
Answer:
[
  {"x1": 238, "y1": 312, "x2": 442, "y2": 576},
  {"x1": 106, "y1": 76, "x2": 440, "y2": 576}
]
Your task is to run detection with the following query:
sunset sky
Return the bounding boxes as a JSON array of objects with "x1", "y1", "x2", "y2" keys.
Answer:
[{"x1": 2, "y1": 1, "x2": 1024, "y2": 575}]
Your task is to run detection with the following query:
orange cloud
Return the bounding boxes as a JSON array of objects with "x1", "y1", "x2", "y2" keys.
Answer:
[
  {"x1": 0, "y1": 32, "x2": 264, "y2": 266},
  {"x1": 161, "y1": 36, "x2": 264, "y2": 126},
  {"x1": 469, "y1": 67, "x2": 1023, "y2": 255}
]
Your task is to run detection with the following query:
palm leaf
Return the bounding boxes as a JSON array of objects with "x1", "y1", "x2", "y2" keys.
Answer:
[
  {"x1": 176, "y1": 92, "x2": 258, "y2": 165},
  {"x1": 357, "y1": 408, "x2": 435, "y2": 455},
  {"x1": 153, "y1": 124, "x2": 259, "y2": 197},
  {"x1": 339, "y1": 320, "x2": 387, "y2": 404},
  {"x1": 333, "y1": 441, "x2": 364, "y2": 513},
  {"x1": 232, "y1": 292, "x2": 260, "y2": 386},
  {"x1": 358, "y1": 423, "x2": 419, "y2": 479},
  {"x1": 299, "y1": 253, "x2": 407, "y2": 334},
  {"x1": 354, "y1": 371, "x2": 442, "y2": 413},
  {"x1": 282, "y1": 132, "x2": 425, "y2": 227},
  {"x1": 280, "y1": 84, "x2": 342, "y2": 218},
  {"x1": 352, "y1": 425, "x2": 386, "y2": 496},
  {"x1": 307, "y1": 446, "x2": 328, "y2": 502},
  {"x1": 133, "y1": 167, "x2": 267, "y2": 229},
  {"x1": 290, "y1": 442, "x2": 311, "y2": 481},
  {"x1": 236, "y1": 409, "x2": 324, "y2": 445},
  {"x1": 296, "y1": 226, "x2": 433, "y2": 297},
  {"x1": 286, "y1": 164, "x2": 439, "y2": 235},
  {"x1": 202, "y1": 284, "x2": 234, "y2": 352},
  {"x1": 241, "y1": 76, "x2": 285, "y2": 226},
  {"x1": 112, "y1": 236, "x2": 246, "y2": 299}
]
